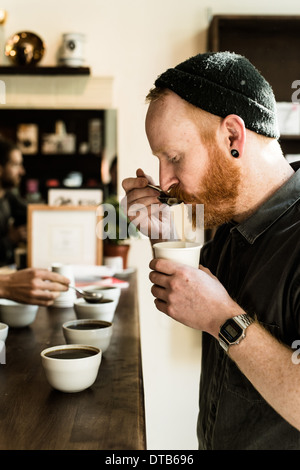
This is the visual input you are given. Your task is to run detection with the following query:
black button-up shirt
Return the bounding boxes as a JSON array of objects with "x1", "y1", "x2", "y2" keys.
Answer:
[{"x1": 197, "y1": 162, "x2": 300, "y2": 450}]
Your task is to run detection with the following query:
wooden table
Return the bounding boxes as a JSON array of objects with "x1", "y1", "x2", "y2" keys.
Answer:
[{"x1": 0, "y1": 272, "x2": 146, "y2": 450}]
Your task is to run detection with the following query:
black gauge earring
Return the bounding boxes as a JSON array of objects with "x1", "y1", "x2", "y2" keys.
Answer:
[{"x1": 231, "y1": 149, "x2": 239, "y2": 158}]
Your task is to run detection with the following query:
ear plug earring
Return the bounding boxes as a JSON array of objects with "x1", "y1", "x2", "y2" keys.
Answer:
[{"x1": 231, "y1": 149, "x2": 239, "y2": 158}]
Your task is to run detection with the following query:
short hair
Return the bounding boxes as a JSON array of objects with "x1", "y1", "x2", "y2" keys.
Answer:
[
  {"x1": 0, "y1": 138, "x2": 19, "y2": 167},
  {"x1": 145, "y1": 86, "x2": 167, "y2": 103}
]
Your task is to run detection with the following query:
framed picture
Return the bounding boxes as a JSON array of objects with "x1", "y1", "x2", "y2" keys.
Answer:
[
  {"x1": 48, "y1": 188, "x2": 103, "y2": 206},
  {"x1": 27, "y1": 205, "x2": 102, "y2": 268}
]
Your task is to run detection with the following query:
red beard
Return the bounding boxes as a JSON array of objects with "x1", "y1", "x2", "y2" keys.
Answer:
[{"x1": 168, "y1": 144, "x2": 241, "y2": 229}]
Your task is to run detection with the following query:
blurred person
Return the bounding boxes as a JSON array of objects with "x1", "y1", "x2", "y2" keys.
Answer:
[
  {"x1": 108, "y1": 156, "x2": 118, "y2": 196},
  {"x1": 0, "y1": 138, "x2": 27, "y2": 266},
  {"x1": 122, "y1": 52, "x2": 300, "y2": 449}
]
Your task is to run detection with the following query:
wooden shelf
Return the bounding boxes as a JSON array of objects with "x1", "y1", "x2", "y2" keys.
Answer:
[
  {"x1": 0, "y1": 65, "x2": 91, "y2": 75},
  {"x1": 280, "y1": 135, "x2": 300, "y2": 140}
]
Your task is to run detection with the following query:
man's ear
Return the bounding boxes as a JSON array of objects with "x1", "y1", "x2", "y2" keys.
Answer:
[{"x1": 221, "y1": 114, "x2": 246, "y2": 157}]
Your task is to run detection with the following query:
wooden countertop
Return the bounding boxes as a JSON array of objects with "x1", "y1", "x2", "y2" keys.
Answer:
[{"x1": 0, "y1": 271, "x2": 146, "y2": 450}]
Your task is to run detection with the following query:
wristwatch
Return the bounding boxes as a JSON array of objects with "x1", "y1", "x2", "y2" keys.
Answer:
[{"x1": 219, "y1": 314, "x2": 254, "y2": 352}]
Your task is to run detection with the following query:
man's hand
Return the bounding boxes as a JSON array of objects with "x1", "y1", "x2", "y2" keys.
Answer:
[
  {"x1": 149, "y1": 259, "x2": 244, "y2": 337},
  {"x1": 122, "y1": 168, "x2": 177, "y2": 242},
  {"x1": 0, "y1": 268, "x2": 70, "y2": 306}
]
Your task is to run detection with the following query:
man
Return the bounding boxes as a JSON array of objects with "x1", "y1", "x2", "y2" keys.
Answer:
[
  {"x1": 122, "y1": 52, "x2": 300, "y2": 449},
  {"x1": 0, "y1": 138, "x2": 70, "y2": 305},
  {"x1": 0, "y1": 138, "x2": 27, "y2": 266}
]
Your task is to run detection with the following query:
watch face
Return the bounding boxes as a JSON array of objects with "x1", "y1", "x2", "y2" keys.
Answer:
[{"x1": 221, "y1": 320, "x2": 243, "y2": 343}]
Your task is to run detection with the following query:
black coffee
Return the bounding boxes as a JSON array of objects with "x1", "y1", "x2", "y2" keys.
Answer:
[
  {"x1": 68, "y1": 323, "x2": 108, "y2": 330},
  {"x1": 45, "y1": 348, "x2": 98, "y2": 360},
  {"x1": 93, "y1": 287, "x2": 114, "y2": 290}
]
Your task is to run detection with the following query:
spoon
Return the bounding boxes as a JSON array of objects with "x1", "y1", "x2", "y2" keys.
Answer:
[
  {"x1": 69, "y1": 285, "x2": 104, "y2": 304},
  {"x1": 147, "y1": 184, "x2": 183, "y2": 206}
]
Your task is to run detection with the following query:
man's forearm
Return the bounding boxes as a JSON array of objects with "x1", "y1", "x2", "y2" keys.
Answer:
[
  {"x1": 0, "y1": 273, "x2": 11, "y2": 299},
  {"x1": 228, "y1": 321, "x2": 300, "y2": 431}
]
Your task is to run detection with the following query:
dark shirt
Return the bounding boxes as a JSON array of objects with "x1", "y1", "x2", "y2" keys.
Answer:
[
  {"x1": 197, "y1": 162, "x2": 300, "y2": 450},
  {"x1": 0, "y1": 190, "x2": 27, "y2": 266}
]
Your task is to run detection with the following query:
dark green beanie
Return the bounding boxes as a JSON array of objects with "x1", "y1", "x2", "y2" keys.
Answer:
[{"x1": 154, "y1": 51, "x2": 279, "y2": 139}]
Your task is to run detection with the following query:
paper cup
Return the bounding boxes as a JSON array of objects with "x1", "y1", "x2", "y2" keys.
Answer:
[
  {"x1": 153, "y1": 241, "x2": 201, "y2": 268},
  {"x1": 51, "y1": 263, "x2": 76, "y2": 307}
]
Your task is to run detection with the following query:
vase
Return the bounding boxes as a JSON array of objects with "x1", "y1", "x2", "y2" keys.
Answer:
[{"x1": 103, "y1": 243, "x2": 130, "y2": 269}]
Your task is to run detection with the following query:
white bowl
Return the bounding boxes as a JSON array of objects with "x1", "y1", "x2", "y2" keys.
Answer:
[
  {"x1": 83, "y1": 285, "x2": 121, "y2": 303},
  {"x1": 41, "y1": 344, "x2": 102, "y2": 393},
  {"x1": 0, "y1": 300, "x2": 38, "y2": 328},
  {"x1": 0, "y1": 323, "x2": 8, "y2": 342},
  {"x1": 73, "y1": 298, "x2": 117, "y2": 322},
  {"x1": 0, "y1": 340, "x2": 5, "y2": 364},
  {"x1": 63, "y1": 319, "x2": 113, "y2": 353}
]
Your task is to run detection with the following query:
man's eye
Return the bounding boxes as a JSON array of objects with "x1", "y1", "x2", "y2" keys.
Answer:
[{"x1": 169, "y1": 155, "x2": 179, "y2": 163}]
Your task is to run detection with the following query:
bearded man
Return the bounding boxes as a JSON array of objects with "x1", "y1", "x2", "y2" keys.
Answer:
[
  {"x1": 122, "y1": 52, "x2": 300, "y2": 450},
  {"x1": 0, "y1": 138, "x2": 27, "y2": 266}
]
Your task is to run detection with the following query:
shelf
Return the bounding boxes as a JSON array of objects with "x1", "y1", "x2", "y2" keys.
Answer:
[
  {"x1": 22, "y1": 152, "x2": 101, "y2": 158},
  {"x1": 280, "y1": 135, "x2": 300, "y2": 140},
  {"x1": 0, "y1": 65, "x2": 91, "y2": 76}
]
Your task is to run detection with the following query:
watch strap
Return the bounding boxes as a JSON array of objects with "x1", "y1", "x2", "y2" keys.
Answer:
[{"x1": 233, "y1": 313, "x2": 254, "y2": 330}]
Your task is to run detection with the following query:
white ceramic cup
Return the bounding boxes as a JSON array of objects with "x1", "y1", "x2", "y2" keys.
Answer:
[
  {"x1": 51, "y1": 263, "x2": 76, "y2": 307},
  {"x1": 0, "y1": 340, "x2": 5, "y2": 364},
  {"x1": 51, "y1": 262, "x2": 74, "y2": 280},
  {"x1": 0, "y1": 301, "x2": 38, "y2": 328},
  {"x1": 63, "y1": 319, "x2": 113, "y2": 353},
  {"x1": 153, "y1": 241, "x2": 202, "y2": 268},
  {"x1": 41, "y1": 344, "x2": 101, "y2": 393},
  {"x1": 59, "y1": 33, "x2": 85, "y2": 67},
  {"x1": 104, "y1": 256, "x2": 123, "y2": 271},
  {"x1": 0, "y1": 322, "x2": 8, "y2": 342}
]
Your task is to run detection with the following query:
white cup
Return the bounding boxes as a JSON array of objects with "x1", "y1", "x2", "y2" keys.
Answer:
[
  {"x1": 153, "y1": 241, "x2": 202, "y2": 268},
  {"x1": 51, "y1": 263, "x2": 74, "y2": 278},
  {"x1": 0, "y1": 340, "x2": 5, "y2": 364},
  {"x1": 51, "y1": 263, "x2": 76, "y2": 307},
  {"x1": 0, "y1": 322, "x2": 8, "y2": 342},
  {"x1": 104, "y1": 256, "x2": 123, "y2": 271},
  {"x1": 59, "y1": 33, "x2": 85, "y2": 67}
]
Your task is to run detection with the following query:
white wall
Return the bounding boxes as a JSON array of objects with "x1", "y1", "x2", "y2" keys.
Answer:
[{"x1": 4, "y1": 0, "x2": 300, "y2": 450}]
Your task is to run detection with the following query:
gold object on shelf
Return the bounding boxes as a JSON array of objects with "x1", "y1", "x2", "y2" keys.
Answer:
[{"x1": 5, "y1": 31, "x2": 45, "y2": 66}]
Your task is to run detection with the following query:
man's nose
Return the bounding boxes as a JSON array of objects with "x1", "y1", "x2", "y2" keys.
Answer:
[{"x1": 159, "y1": 162, "x2": 179, "y2": 192}]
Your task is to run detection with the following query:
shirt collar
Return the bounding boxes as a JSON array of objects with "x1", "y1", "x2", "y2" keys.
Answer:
[{"x1": 233, "y1": 163, "x2": 300, "y2": 244}]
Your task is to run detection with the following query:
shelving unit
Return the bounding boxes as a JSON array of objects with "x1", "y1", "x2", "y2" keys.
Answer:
[
  {"x1": 0, "y1": 65, "x2": 91, "y2": 75},
  {"x1": 208, "y1": 15, "x2": 300, "y2": 155},
  {"x1": 0, "y1": 108, "x2": 104, "y2": 200}
]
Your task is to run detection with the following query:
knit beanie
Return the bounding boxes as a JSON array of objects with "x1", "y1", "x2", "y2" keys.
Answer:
[{"x1": 154, "y1": 51, "x2": 279, "y2": 139}]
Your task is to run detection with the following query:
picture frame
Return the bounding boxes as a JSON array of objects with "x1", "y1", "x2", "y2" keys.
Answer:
[
  {"x1": 27, "y1": 205, "x2": 102, "y2": 268},
  {"x1": 48, "y1": 187, "x2": 103, "y2": 206},
  {"x1": 48, "y1": 188, "x2": 103, "y2": 206}
]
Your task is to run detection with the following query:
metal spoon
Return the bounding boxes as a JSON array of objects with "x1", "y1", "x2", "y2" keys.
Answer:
[
  {"x1": 69, "y1": 285, "x2": 104, "y2": 304},
  {"x1": 147, "y1": 184, "x2": 183, "y2": 206}
]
